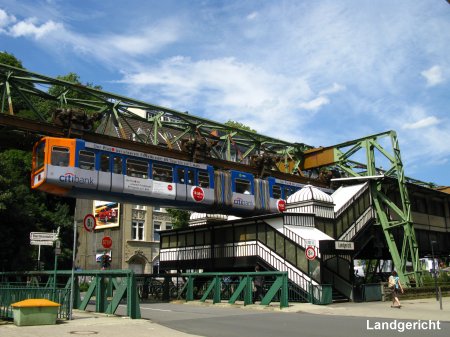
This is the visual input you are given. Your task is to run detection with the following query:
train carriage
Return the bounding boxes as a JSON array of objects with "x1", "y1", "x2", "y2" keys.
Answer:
[{"x1": 31, "y1": 137, "x2": 327, "y2": 216}]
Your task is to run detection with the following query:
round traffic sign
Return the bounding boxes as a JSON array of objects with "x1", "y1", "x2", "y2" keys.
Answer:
[
  {"x1": 83, "y1": 214, "x2": 96, "y2": 232},
  {"x1": 305, "y1": 246, "x2": 317, "y2": 260},
  {"x1": 102, "y1": 236, "x2": 112, "y2": 249}
]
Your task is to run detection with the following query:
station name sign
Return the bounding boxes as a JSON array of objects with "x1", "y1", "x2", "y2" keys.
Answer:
[{"x1": 335, "y1": 241, "x2": 354, "y2": 250}]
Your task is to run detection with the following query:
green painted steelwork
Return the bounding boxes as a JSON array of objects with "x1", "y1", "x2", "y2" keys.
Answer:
[
  {"x1": 330, "y1": 131, "x2": 421, "y2": 286},
  {"x1": 0, "y1": 270, "x2": 141, "y2": 319},
  {"x1": 179, "y1": 271, "x2": 289, "y2": 308},
  {"x1": 0, "y1": 63, "x2": 309, "y2": 171}
]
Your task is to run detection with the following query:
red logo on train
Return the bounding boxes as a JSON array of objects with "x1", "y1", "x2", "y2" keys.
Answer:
[
  {"x1": 168, "y1": 185, "x2": 173, "y2": 191},
  {"x1": 191, "y1": 186, "x2": 205, "y2": 202},
  {"x1": 277, "y1": 199, "x2": 286, "y2": 212}
]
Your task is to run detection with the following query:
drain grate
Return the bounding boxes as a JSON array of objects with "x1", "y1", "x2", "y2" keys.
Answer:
[{"x1": 69, "y1": 331, "x2": 99, "y2": 335}]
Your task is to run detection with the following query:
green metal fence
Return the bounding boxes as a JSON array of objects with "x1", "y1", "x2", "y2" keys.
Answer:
[
  {"x1": 176, "y1": 271, "x2": 289, "y2": 308},
  {"x1": 0, "y1": 286, "x2": 70, "y2": 319},
  {"x1": 0, "y1": 270, "x2": 141, "y2": 319}
]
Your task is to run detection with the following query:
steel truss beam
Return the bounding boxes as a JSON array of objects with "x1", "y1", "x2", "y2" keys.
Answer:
[
  {"x1": 331, "y1": 131, "x2": 421, "y2": 286},
  {"x1": 0, "y1": 63, "x2": 311, "y2": 174}
]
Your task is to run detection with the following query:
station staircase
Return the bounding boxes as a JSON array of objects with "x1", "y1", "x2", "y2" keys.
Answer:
[{"x1": 161, "y1": 183, "x2": 378, "y2": 302}]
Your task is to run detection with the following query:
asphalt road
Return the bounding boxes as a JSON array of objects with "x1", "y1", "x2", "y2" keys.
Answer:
[{"x1": 118, "y1": 303, "x2": 449, "y2": 337}]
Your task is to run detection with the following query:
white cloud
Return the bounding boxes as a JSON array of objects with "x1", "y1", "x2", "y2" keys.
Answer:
[
  {"x1": 318, "y1": 83, "x2": 345, "y2": 96},
  {"x1": 421, "y1": 65, "x2": 444, "y2": 87},
  {"x1": 247, "y1": 12, "x2": 258, "y2": 20},
  {"x1": 298, "y1": 96, "x2": 330, "y2": 111},
  {"x1": 119, "y1": 56, "x2": 318, "y2": 137},
  {"x1": 0, "y1": 9, "x2": 16, "y2": 29},
  {"x1": 8, "y1": 18, "x2": 61, "y2": 39},
  {"x1": 403, "y1": 116, "x2": 440, "y2": 130}
]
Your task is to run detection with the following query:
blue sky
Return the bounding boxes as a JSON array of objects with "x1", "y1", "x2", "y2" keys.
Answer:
[{"x1": 1, "y1": 0, "x2": 449, "y2": 186}]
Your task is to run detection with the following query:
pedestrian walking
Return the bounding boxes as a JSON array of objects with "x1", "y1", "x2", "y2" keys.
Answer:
[{"x1": 388, "y1": 271, "x2": 404, "y2": 308}]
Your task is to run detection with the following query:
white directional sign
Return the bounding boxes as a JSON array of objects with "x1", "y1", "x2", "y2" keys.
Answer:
[
  {"x1": 30, "y1": 240, "x2": 54, "y2": 246},
  {"x1": 30, "y1": 232, "x2": 58, "y2": 241},
  {"x1": 335, "y1": 241, "x2": 355, "y2": 250}
]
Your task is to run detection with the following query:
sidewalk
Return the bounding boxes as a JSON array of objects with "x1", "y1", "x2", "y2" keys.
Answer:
[
  {"x1": 1, "y1": 297, "x2": 448, "y2": 337},
  {"x1": 0, "y1": 309, "x2": 199, "y2": 337}
]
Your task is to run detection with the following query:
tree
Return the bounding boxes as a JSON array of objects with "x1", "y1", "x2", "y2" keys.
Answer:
[
  {"x1": 166, "y1": 209, "x2": 191, "y2": 229},
  {"x1": 0, "y1": 149, "x2": 74, "y2": 271},
  {"x1": 224, "y1": 120, "x2": 257, "y2": 133},
  {"x1": 0, "y1": 51, "x2": 24, "y2": 68}
]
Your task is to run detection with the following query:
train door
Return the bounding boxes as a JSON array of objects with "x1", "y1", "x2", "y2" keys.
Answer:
[
  {"x1": 175, "y1": 167, "x2": 189, "y2": 201},
  {"x1": 230, "y1": 171, "x2": 255, "y2": 212},
  {"x1": 98, "y1": 153, "x2": 111, "y2": 191},
  {"x1": 111, "y1": 156, "x2": 124, "y2": 193}
]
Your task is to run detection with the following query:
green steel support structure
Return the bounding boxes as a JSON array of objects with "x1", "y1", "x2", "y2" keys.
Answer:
[{"x1": 331, "y1": 131, "x2": 421, "y2": 286}]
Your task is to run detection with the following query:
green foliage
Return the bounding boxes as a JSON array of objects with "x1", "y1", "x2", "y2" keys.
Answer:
[
  {"x1": 166, "y1": 209, "x2": 191, "y2": 229},
  {"x1": 224, "y1": 120, "x2": 257, "y2": 133},
  {"x1": 0, "y1": 149, "x2": 74, "y2": 271},
  {"x1": 0, "y1": 51, "x2": 23, "y2": 68}
]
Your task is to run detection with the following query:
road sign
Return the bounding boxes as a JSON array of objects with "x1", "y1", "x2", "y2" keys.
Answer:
[
  {"x1": 30, "y1": 232, "x2": 58, "y2": 241},
  {"x1": 102, "y1": 236, "x2": 112, "y2": 249},
  {"x1": 30, "y1": 240, "x2": 54, "y2": 246},
  {"x1": 305, "y1": 246, "x2": 317, "y2": 260},
  {"x1": 83, "y1": 214, "x2": 96, "y2": 232}
]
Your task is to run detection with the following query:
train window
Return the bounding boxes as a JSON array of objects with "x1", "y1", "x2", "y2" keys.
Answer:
[
  {"x1": 34, "y1": 142, "x2": 45, "y2": 172},
  {"x1": 284, "y1": 186, "x2": 294, "y2": 198},
  {"x1": 79, "y1": 150, "x2": 95, "y2": 170},
  {"x1": 153, "y1": 163, "x2": 172, "y2": 183},
  {"x1": 198, "y1": 171, "x2": 210, "y2": 188},
  {"x1": 126, "y1": 159, "x2": 148, "y2": 178},
  {"x1": 100, "y1": 154, "x2": 110, "y2": 172},
  {"x1": 272, "y1": 185, "x2": 282, "y2": 199},
  {"x1": 235, "y1": 179, "x2": 251, "y2": 194},
  {"x1": 51, "y1": 146, "x2": 69, "y2": 167},
  {"x1": 177, "y1": 168, "x2": 185, "y2": 184},
  {"x1": 113, "y1": 157, "x2": 122, "y2": 174},
  {"x1": 187, "y1": 169, "x2": 194, "y2": 185}
]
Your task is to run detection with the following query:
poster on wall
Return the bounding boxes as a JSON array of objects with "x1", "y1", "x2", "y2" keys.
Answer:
[{"x1": 93, "y1": 200, "x2": 120, "y2": 230}]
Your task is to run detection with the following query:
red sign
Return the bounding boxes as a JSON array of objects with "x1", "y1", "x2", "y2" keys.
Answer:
[
  {"x1": 305, "y1": 246, "x2": 317, "y2": 260},
  {"x1": 102, "y1": 236, "x2": 112, "y2": 249},
  {"x1": 277, "y1": 200, "x2": 286, "y2": 212},
  {"x1": 168, "y1": 184, "x2": 173, "y2": 191},
  {"x1": 191, "y1": 186, "x2": 205, "y2": 202},
  {"x1": 83, "y1": 214, "x2": 96, "y2": 232}
]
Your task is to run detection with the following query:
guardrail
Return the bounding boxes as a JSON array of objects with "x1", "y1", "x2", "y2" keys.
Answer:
[
  {"x1": 0, "y1": 270, "x2": 141, "y2": 319},
  {"x1": 177, "y1": 271, "x2": 289, "y2": 308}
]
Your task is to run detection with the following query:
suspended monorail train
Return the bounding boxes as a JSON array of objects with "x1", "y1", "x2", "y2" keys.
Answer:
[{"x1": 31, "y1": 137, "x2": 330, "y2": 215}]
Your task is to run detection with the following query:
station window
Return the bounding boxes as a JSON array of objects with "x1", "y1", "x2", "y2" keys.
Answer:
[
  {"x1": 78, "y1": 150, "x2": 95, "y2": 170},
  {"x1": 177, "y1": 168, "x2": 185, "y2": 184},
  {"x1": 235, "y1": 178, "x2": 251, "y2": 194},
  {"x1": 113, "y1": 157, "x2": 122, "y2": 174},
  {"x1": 100, "y1": 154, "x2": 110, "y2": 172},
  {"x1": 51, "y1": 146, "x2": 69, "y2": 167},
  {"x1": 153, "y1": 163, "x2": 172, "y2": 182},
  {"x1": 198, "y1": 171, "x2": 210, "y2": 188},
  {"x1": 126, "y1": 159, "x2": 148, "y2": 178},
  {"x1": 272, "y1": 185, "x2": 282, "y2": 199}
]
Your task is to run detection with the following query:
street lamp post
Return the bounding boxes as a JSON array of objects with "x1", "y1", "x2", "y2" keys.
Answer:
[{"x1": 430, "y1": 240, "x2": 438, "y2": 301}]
